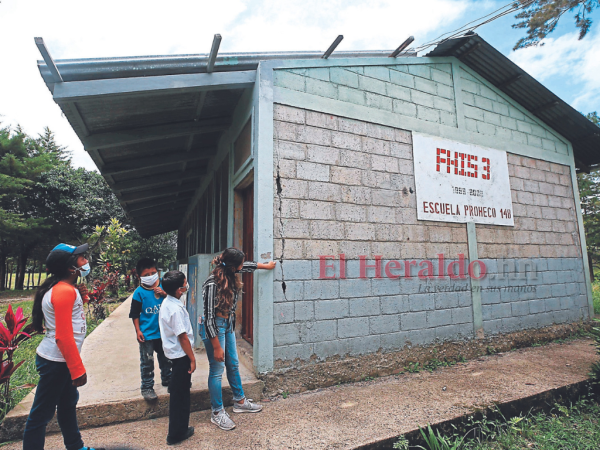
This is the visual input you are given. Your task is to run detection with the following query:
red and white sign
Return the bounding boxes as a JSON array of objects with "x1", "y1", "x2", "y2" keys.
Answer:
[{"x1": 413, "y1": 134, "x2": 514, "y2": 226}]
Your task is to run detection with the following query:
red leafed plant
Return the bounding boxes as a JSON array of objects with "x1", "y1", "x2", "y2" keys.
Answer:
[
  {"x1": 77, "y1": 278, "x2": 109, "y2": 321},
  {"x1": 0, "y1": 305, "x2": 38, "y2": 408}
]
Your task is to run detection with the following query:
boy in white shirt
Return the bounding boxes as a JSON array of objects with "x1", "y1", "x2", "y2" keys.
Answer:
[{"x1": 159, "y1": 270, "x2": 196, "y2": 446}]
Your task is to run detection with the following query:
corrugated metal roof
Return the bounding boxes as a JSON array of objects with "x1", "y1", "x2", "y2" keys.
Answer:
[{"x1": 428, "y1": 32, "x2": 600, "y2": 172}]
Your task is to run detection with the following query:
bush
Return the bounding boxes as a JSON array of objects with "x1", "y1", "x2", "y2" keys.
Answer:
[{"x1": 0, "y1": 305, "x2": 37, "y2": 416}]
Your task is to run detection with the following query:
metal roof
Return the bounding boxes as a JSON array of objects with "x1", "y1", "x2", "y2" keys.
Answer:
[
  {"x1": 37, "y1": 45, "x2": 413, "y2": 237},
  {"x1": 428, "y1": 32, "x2": 600, "y2": 173}
]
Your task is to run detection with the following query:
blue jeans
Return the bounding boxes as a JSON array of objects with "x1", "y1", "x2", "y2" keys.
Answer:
[
  {"x1": 139, "y1": 338, "x2": 171, "y2": 391},
  {"x1": 23, "y1": 355, "x2": 85, "y2": 450},
  {"x1": 200, "y1": 316, "x2": 245, "y2": 412}
]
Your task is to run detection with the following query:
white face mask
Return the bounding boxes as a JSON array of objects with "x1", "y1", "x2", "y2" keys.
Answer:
[
  {"x1": 74, "y1": 263, "x2": 91, "y2": 278},
  {"x1": 141, "y1": 273, "x2": 159, "y2": 286}
]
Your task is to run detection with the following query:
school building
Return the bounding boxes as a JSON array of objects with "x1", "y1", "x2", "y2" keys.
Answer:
[{"x1": 36, "y1": 33, "x2": 599, "y2": 374}]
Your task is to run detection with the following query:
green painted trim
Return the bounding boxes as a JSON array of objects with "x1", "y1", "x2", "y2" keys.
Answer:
[
  {"x1": 457, "y1": 64, "x2": 571, "y2": 148},
  {"x1": 569, "y1": 159, "x2": 595, "y2": 318},
  {"x1": 451, "y1": 61, "x2": 465, "y2": 130},
  {"x1": 467, "y1": 222, "x2": 484, "y2": 338},
  {"x1": 253, "y1": 62, "x2": 275, "y2": 373},
  {"x1": 232, "y1": 157, "x2": 254, "y2": 187},
  {"x1": 263, "y1": 56, "x2": 458, "y2": 71},
  {"x1": 273, "y1": 86, "x2": 574, "y2": 166}
]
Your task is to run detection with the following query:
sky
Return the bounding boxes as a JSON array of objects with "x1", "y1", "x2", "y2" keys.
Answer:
[{"x1": 0, "y1": 0, "x2": 598, "y2": 171}]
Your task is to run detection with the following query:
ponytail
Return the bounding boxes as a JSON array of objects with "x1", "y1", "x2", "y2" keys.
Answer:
[
  {"x1": 32, "y1": 254, "x2": 76, "y2": 333},
  {"x1": 210, "y1": 248, "x2": 245, "y2": 311},
  {"x1": 32, "y1": 275, "x2": 61, "y2": 333}
]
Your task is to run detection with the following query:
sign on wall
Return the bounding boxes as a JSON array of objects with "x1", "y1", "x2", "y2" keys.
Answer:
[{"x1": 413, "y1": 134, "x2": 514, "y2": 226}]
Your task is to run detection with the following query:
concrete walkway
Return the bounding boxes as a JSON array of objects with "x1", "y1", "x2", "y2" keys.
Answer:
[
  {"x1": 2, "y1": 337, "x2": 597, "y2": 449},
  {"x1": 0, "y1": 297, "x2": 263, "y2": 441}
]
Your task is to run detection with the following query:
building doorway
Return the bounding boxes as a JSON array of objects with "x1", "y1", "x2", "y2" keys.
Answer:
[{"x1": 240, "y1": 184, "x2": 254, "y2": 344}]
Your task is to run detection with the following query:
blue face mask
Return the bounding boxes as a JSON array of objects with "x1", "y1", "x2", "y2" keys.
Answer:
[{"x1": 75, "y1": 263, "x2": 91, "y2": 277}]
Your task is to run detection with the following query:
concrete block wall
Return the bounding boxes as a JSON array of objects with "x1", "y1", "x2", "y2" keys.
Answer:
[
  {"x1": 273, "y1": 104, "x2": 468, "y2": 261},
  {"x1": 476, "y1": 154, "x2": 580, "y2": 259},
  {"x1": 271, "y1": 84, "x2": 586, "y2": 362},
  {"x1": 271, "y1": 259, "x2": 474, "y2": 362},
  {"x1": 479, "y1": 257, "x2": 589, "y2": 334},
  {"x1": 460, "y1": 68, "x2": 569, "y2": 154},
  {"x1": 274, "y1": 63, "x2": 458, "y2": 127}
]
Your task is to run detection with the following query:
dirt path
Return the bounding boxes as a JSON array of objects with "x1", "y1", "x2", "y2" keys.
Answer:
[{"x1": 3, "y1": 338, "x2": 597, "y2": 450}]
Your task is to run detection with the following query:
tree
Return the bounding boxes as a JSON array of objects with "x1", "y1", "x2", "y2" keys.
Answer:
[
  {"x1": 513, "y1": 0, "x2": 599, "y2": 50},
  {"x1": 587, "y1": 111, "x2": 600, "y2": 125},
  {"x1": 37, "y1": 127, "x2": 71, "y2": 164},
  {"x1": 126, "y1": 230, "x2": 177, "y2": 272},
  {"x1": 0, "y1": 127, "x2": 54, "y2": 290},
  {"x1": 578, "y1": 111, "x2": 600, "y2": 279}
]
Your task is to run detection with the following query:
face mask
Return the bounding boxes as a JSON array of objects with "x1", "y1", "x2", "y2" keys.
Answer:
[
  {"x1": 141, "y1": 273, "x2": 159, "y2": 286},
  {"x1": 75, "y1": 263, "x2": 91, "y2": 277}
]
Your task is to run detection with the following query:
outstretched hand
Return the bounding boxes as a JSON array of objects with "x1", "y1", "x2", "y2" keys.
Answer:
[{"x1": 259, "y1": 261, "x2": 277, "y2": 270}]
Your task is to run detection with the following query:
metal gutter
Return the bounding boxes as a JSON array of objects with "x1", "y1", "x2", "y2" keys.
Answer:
[{"x1": 37, "y1": 50, "x2": 416, "y2": 85}]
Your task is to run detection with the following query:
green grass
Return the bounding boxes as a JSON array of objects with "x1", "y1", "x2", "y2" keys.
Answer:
[
  {"x1": 465, "y1": 398, "x2": 600, "y2": 450},
  {"x1": 0, "y1": 290, "x2": 35, "y2": 301},
  {"x1": 398, "y1": 396, "x2": 600, "y2": 450},
  {"x1": 0, "y1": 273, "x2": 49, "y2": 294},
  {"x1": 593, "y1": 280, "x2": 600, "y2": 315}
]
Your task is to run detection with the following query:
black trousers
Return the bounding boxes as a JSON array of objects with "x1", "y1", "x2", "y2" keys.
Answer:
[{"x1": 168, "y1": 355, "x2": 192, "y2": 438}]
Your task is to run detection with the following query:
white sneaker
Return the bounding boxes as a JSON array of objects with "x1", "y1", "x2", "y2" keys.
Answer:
[
  {"x1": 232, "y1": 398, "x2": 263, "y2": 413},
  {"x1": 211, "y1": 409, "x2": 236, "y2": 430}
]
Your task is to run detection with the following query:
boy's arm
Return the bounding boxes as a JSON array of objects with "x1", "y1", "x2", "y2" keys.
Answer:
[
  {"x1": 129, "y1": 292, "x2": 145, "y2": 342},
  {"x1": 178, "y1": 333, "x2": 196, "y2": 374},
  {"x1": 167, "y1": 310, "x2": 196, "y2": 373},
  {"x1": 132, "y1": 318, "x2": 144, "y2": 343}
]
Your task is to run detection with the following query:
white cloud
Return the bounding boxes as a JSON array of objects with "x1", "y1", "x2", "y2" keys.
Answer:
[
  {"x1": 226, "y1": 0, "x2": 469, "y2": 52},
  {"x1": 0, "y1": 0, "x2": 494, "y2": 171},
  {"x1": 509, "y1": 30, "x2": 600, "y2": 113}
]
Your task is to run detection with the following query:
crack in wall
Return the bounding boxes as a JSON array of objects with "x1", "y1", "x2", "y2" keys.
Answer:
[{"x1": 275, "y1": 142, "x2": 288, "y2": 301}]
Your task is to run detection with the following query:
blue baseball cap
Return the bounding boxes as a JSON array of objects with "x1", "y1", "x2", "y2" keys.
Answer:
[
  {"x1": 46, "y1": 243, "x2": 89, "y2": 274},
  {"x1": 50, "y1": 243, "x2": 89, "y2": 255}
]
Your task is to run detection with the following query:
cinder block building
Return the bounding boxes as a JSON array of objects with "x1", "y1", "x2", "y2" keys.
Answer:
[{"x1": 37, "y1": 33, "x2": 599, "y2": 374}]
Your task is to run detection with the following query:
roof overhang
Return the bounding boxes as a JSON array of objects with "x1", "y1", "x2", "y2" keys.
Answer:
[
  {"x1": 37, "y1": 43, "x2": 413, "y2": 237},
  {"x1": 428, "y1": 32, "x2": 600, "y2": 173}
]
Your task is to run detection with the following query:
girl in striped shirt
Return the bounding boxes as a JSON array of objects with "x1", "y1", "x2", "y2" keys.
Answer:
[{"x1": 199, "y1": 247, "x2": 275, "y2": 431}]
